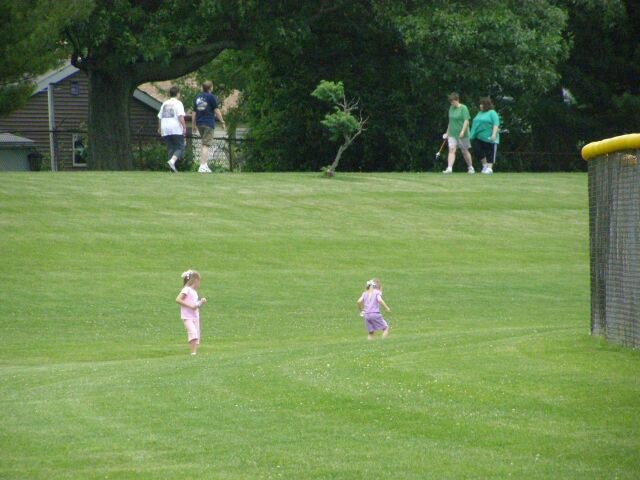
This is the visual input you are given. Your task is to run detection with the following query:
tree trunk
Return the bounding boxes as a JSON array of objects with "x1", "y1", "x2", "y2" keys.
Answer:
[
  {"x1": 328, "y1": 133, "x2": 357, "y2": 176},
  {"x1": 327, "y1": 143, "x2": 347, "y2": 175},
  {"x1": 87, "y1": 70, "x2": 136, "y2": 170}
]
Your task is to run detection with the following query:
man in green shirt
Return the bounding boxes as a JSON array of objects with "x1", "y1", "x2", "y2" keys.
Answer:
[{"x1": 442, "y1": 92, "x2": 474, "y2": 174}]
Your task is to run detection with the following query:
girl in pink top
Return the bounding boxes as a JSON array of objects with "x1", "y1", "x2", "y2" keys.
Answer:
[
  {"x1": 175, "y1": 269, "x2": 207, "y2": 355},
  {"x1": 357, "y1": 278, "x2": 391, "y2": 340}
]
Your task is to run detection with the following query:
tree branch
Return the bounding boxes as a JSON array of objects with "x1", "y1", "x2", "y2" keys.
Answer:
[
  {"x1": 64, "y1": 26, "x2": 86, "y2": 70},
  {"x1": 131, "y1": 40, "x2": 240, "y2": 83},
  {"x1": 308, "y1": 1, "x2": 343, "y2": 25}
]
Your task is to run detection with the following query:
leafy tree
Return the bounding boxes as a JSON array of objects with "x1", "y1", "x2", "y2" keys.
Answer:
[
  {"x1": 383, "y1": 0, "x2": 570, "y2": 168},
  {"x1": 0, "y1": 0, "x2": 91, "y2": 115},
  {"x1": 63, "y1": 0, "x2": 249, "y2": 169},
  {"x1": 520, "y1": 0, "x2": 639, "y2": 171},
  {"x1": 312, "y1": 80, "x2": 367, "y2": 176},
  {"x1": 555, "y1": 0, "x2": 639, "y2": 141},
  {"x1": 60, "y1": 0, "x2": 354, "y2": 170},
  {"x1": 240, "y1": 0, "x2": 416, "y2": 172},
  {"x1": 238, "y1": 0, "x2": 569, "y2": 172},
  {"x1": 27, "y1": 0, "x2": 570, "y2": 171}
]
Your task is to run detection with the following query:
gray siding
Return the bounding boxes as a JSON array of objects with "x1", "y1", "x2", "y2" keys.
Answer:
[
  {"x1": 53, "y1": 72, "x2": 89, "y2": 169},
  {"x1": 0, "y1": 93, "x2": 49, "y2": 155},
  {"x1": 131, "y1": 99, "x2": 159, "y2": 137}
]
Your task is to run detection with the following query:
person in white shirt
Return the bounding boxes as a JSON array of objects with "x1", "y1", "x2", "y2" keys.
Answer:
[{"x1": 158, "y1": 86, "x2": 186, "y2": 172}]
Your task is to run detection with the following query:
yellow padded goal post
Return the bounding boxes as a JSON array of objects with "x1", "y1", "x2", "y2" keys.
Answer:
[
  {"x1": 581, "y1": 133, "x2": 640, "y2": 160},
  {"x1": 583, "y1": 133, "x2": 640, "y2": 348}
]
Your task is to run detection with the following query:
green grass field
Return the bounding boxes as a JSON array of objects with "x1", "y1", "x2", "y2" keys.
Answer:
[{"x1": 1, "y1": 172, "x2": 638, "y2": 479}]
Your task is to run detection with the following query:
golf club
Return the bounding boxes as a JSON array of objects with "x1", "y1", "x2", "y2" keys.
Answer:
[{"x1": 434, "y1": 138, "x2": 447, "y2": 171}]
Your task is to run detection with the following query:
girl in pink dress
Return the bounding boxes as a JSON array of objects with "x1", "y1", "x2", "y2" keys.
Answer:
[
  {"x1": 175, "y1": 269, "x2": 207, "y2": 355},
  {"x1": 357, "y1": 278, "x2": 391, "y2": 340}
]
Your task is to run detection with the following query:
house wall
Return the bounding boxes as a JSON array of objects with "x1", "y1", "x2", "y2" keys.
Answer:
[
  {"x1": 131, "y1": 98, "x2": 160, "y2": 138},
  {"x1": 54, "y1": 72, "x2": 89, "y2": 169},
  {"x1": 0, "y1": 93, "x2": 49, "y2": 157},
  {"x1": 0, "y1": 71, "x2": 161, "y2": 170}
]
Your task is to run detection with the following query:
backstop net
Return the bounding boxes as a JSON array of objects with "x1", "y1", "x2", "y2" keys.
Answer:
[{"x1": 582, "y1": 134, "x2": 640, "y2": 348}]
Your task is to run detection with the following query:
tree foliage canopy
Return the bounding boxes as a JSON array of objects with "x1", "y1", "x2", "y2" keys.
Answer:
[
  {"x1": 0, "y1": 0, "x2": 91, "y2": 115},
  {"x1": 64, "y1": 0, "x2": 246, "y2": 85},
  {"x1": 312, "y1": 81, "x2": 362, "y2": 142},
  {"x1": 59, "y1": 0, "x2": 352, "y2": 169},
  {"x1": 4, "y1": 0, "x2": 637, "y2": 171},
  {"x1": 236, "y1": 0, "x2": 570, "y2": 171}
]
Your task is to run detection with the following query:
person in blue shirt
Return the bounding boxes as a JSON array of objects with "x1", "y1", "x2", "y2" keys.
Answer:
[
  {"x1": 192, "y1": 81, "x2": 225, "y2": 173},
  {"x1": 470, "y1": 96, "x2": 500, "y2": 174}
]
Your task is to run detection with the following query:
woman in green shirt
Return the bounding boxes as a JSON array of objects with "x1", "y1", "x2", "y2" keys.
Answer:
[{"x1": 470, "y1": 96, "x2": 500, "y2": 174}]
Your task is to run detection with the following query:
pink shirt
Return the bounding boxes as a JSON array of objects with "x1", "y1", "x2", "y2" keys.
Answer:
[{"x1": 180, "y1": 286, "x2": 199, "y2": 321}]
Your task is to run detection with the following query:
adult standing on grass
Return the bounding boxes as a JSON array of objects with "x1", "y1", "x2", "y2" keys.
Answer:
[
  {"x1": 442, "y1": 92, "x2": 474, "y2": 174},
  {"x1": 158, "y1": 86, "x2": 186, "y2": 172},
  {"x1": 470, "y1": 96, "x2": 501, "y2": 174},
  {"x1": 192, "y1": 80, "x2": 226, "y2": 174},
  {"x1": 357, "y1": 279, "x2": 391, "y2": 340},
  {"x1": 175, "y1": 269, "x2": 207, "y2": 355}
]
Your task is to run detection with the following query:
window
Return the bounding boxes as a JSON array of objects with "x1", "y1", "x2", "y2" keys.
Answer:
[
  {"x1": 72, "y1": 133, "x2": 87, "y2": 166},
  {"x1": 70, "y1": 81, "x2": 80, "y2": 96}
]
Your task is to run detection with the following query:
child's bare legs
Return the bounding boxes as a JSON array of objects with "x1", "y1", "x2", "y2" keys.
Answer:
[
  {"x1": 367, "y1": 329, "x2": 389, "y2": 340},
  {"x1": 190, "y1": 339, "x2": 198, "y2": 355}
]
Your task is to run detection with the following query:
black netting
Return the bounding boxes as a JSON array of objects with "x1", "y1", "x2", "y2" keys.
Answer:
[{"x1": 588, "y1": 149, "x2": 640, "y2": 348}]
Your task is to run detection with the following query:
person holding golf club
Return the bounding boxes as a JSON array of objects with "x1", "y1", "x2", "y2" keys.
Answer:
[
  {"x1": 357, "y1": 278, "x2": 391, "y2": 340},
  {"x1": 470, "y1": 96, "x2": 501, "y2": 174},
  {"x1": 442, "y1": 92, "x2": 474, "y2": 174},
  {"x1": 175, "y1": 269, "x2": 207, "y2": 355}
]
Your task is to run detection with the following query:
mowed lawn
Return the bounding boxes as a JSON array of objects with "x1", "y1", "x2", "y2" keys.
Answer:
[{"x1": 0, "y1": 172, "x2": 638, "y2": 479}]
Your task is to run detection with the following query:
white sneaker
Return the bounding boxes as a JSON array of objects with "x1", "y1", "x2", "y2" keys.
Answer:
[
  {"x1": 442, "y1": 168, "x2": 452, "y2": 174},
  {"x1": 467, "y1": 166, "x2": 475, "y2": 174},
  {"x1": 198, "y1": 165, "x2": 212, "y2": 173},
  {"x1": 482, "y1": 167, "x2": 493, "y2": 175},
  {"x1": 167, "y1": 160, "x2": 177, "y2": 172}
]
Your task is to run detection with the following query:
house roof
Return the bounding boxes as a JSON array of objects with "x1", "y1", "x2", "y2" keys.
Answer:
[
  {"x1": 34, "y1": 62, "x2": 163, "y2": 111},
  {"x1": 132, "y1": 89, "x2": 162, "y2": 111},
  {"x1": 0, "y1": 132, "x2": 35, "y2": 148},
  {"x1": 34, "y1": 62, "x2": 78, "y2": 93}
]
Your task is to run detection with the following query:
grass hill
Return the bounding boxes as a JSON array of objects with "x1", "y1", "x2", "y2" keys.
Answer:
[{"x1": 1, "y1": 172, "x2": 638, "y2": 479}]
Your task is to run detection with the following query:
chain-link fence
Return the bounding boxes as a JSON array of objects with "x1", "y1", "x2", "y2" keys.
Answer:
[
  {"x1": 189, "y1": 133, "x2": 246, "y2": 172},
  {"x1": 0, "y1": 129, "x2": 248, "y2": 171},
  {"x1": 583, "y1": 135, "x2": 640, "y2": 348}
]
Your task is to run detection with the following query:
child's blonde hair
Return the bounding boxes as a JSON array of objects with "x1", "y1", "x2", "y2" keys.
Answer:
[{"x1": 181, "y1": 269, "x2": 201, "y2": 287}]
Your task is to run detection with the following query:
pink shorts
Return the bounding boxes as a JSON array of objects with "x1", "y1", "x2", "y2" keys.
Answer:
[{"x1": 182, "y1": 318, "x2": 200, "y2": 343}]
